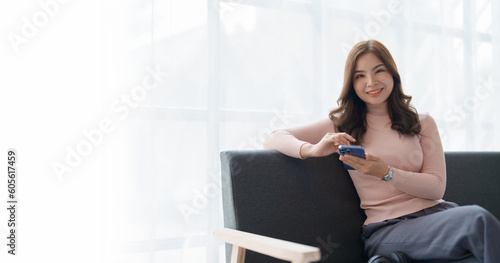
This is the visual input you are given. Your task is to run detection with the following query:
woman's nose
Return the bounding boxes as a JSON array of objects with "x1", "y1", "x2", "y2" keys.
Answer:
[{"x1": 367, "y1": 75, "x2": 376, "y2": 86}]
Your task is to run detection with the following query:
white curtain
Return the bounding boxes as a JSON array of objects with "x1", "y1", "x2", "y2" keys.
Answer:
[{"x1": 2, "y1": 0, "x2": 498, "y2": 262}]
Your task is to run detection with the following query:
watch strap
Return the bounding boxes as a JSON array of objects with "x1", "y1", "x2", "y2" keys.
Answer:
[{"x1": 381, "y1": 166, "x2": 393, "y2": 181}]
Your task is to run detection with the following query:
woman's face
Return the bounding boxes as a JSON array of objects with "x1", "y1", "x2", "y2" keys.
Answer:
[{"x1": 352, "y1": 52, "x2": 394, "y2": 106}]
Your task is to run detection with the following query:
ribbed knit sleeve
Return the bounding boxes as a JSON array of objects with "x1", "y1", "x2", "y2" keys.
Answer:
[
  {"x1": 263, "y1": 118, "x2": 336, "y2": 159},
  {"x1": 387, "y1": 113, "x2": 446, "y2": 200}
]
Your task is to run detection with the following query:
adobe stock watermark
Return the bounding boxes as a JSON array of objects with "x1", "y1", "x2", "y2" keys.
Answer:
[
  {"x1": 178, "y1": 173, "x2": 222, "y2": 222},
  {"x1": 51, "y1": 65, "x2": 169, "y2": 182},
  {"x1": 178, "y1": 110, "x2": 295, "y2": 221},
  {"x1": 445, "y1": 75, "x2": 499, "y2": 126},
  {"x1": 316, "y1": 235, "x2": 341, "y2": 262},
  {"x1": 339, "y1": 0, "x2": 402, "y2": 57},
  {"x1": 394, "y1": 75, "x2": 499, "y2": 170},
  {"x1": 7, "y1": 0, "x2": 70, "y2": 53}
]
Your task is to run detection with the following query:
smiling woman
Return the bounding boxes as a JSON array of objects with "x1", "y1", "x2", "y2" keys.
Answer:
[{"x1": 264, "y1": 39, "x2": 500, "y2": 262}]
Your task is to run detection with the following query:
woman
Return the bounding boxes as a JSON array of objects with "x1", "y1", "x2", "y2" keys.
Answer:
[{"x1": 263, "y1": 39, "x2": 500, "y2": 262}]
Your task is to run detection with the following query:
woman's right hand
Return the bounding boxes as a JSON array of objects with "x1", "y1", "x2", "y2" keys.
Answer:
[{"x1": 300, "y1": 132, "x2": 356, "y2": 158}]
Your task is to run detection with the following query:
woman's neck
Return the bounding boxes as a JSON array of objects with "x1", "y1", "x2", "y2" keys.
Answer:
[{"x1": 366, "y1": 101, "x2": 389, "y2": 116}]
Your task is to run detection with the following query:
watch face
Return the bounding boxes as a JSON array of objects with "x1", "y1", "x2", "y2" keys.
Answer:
[{"x1": 383, "y1": 167, "x2": 393, "y2": 181}]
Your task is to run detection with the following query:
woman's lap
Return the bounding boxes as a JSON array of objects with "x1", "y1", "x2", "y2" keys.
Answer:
[{"x1": 362, "y1": 202, "x2": 500, "y2": 262}]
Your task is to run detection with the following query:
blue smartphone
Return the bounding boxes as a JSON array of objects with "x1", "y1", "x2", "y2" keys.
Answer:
[{"x1": 338, "y1": 145, "x2": 366, "y2": 170}]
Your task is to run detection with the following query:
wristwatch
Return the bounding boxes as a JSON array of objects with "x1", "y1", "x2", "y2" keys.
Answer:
[{"x1": 381, "y1": 166, "x2": 393, "y2": 181}]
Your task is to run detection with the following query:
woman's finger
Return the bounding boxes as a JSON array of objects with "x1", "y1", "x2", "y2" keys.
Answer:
[
  {"x1": 335, "y1": 134, "x2": 353, "y2": 145},
  {"x1": 341, "y1": 154, "x2": 362, "y2": 167},
  {"x1": 342, "y1": 133, "x2": 356, "y2": 142}
]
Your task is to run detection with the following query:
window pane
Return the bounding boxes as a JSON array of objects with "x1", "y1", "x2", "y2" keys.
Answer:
[
  {"x1": 219, "y1": 4, "x2": 315, "y2": 112},
  {"x1": 151, "y1": 0, "x2": 208, "y2": 109}
]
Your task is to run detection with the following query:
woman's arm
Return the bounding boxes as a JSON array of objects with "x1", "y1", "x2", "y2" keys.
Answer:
[
  {"x1": 387, "y1": 114, "x2": 446, "y2": 200},
  {"x1": 263, "y1": 118, "x2": 354, "y2": 159},
  {"x1": 339, "y1": 114, "x2": 446, "y2": 200}
]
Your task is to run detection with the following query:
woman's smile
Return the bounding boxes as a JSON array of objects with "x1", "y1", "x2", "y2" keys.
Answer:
[{"x1": 367, "y1": 87, "x2": 384, "y2": 97}]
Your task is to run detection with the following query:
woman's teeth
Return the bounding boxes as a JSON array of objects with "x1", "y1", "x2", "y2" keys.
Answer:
[{"x1": 367, "y1": 88, "x2": 383, "y2": 94}]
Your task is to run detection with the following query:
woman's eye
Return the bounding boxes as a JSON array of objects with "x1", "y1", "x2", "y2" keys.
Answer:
[
  {"x1": 376, "y1": 69, "x2": 385, "y2": 73},
  {"x1": 354, "y1": 74, "x2": 364, "y2": 79}
]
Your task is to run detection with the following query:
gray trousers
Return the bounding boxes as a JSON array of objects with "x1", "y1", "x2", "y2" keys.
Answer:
[{"x1": 362, "y1": 202, "x2": 500, "y2": 263}]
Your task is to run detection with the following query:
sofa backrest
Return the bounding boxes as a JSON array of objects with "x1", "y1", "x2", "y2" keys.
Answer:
[
  {"x1": 443, "y1": 152, "x2": 500, "y2": 219},
  {"x1": 220, "y1": 150, "x2": 367, "y2": 263},
  {"x1": 220, "y1": 150, "x2": 500, "y2": 263}
]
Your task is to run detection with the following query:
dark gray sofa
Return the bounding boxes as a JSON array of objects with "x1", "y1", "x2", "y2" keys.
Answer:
[{"x1": 219, "y1": 150, "x2": 500, "y2": 263}]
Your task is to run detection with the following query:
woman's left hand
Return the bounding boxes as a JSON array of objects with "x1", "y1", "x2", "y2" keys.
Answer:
[{"x1": 339, "y1": 153, "x2": 389, "y2": 179}]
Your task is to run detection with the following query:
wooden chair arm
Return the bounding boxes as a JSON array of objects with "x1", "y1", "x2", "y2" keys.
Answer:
[{"x1": 213, "y1": 228, "x2": 321, "y2": 263}]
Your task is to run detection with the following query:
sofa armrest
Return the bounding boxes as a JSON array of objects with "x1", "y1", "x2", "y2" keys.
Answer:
[{"x1": 214, "y1": 228, "x2": 321, "y2": 263}]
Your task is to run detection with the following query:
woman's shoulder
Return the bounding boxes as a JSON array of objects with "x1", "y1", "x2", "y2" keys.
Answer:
[
  {"x1": 418, "y1": 112, "x2": 435, "y2": 123},
  {"x1": 417, "y1": 112, "x2": 439, "y2": 133}
]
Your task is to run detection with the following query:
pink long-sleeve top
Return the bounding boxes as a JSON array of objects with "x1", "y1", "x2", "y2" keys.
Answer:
[{"x1": 263, "y1": 102, "x2": 446, "y2": 225}]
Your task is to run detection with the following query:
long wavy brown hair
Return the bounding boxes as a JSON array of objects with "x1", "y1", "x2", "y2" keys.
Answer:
[{"x1": 329, "y1": 40, "x2": 421, "y2": 144}]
